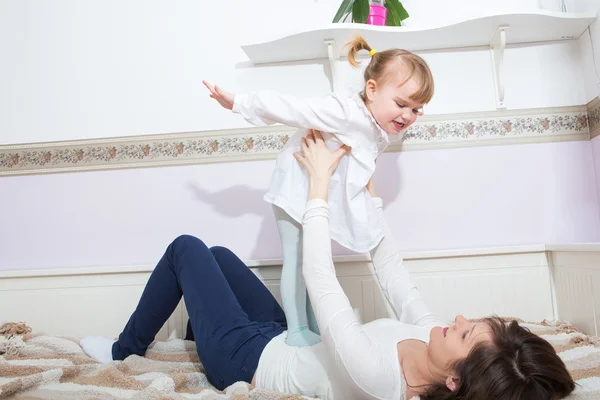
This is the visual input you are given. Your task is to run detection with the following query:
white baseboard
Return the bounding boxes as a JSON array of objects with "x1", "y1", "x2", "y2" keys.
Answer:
[
  {"x1": 2, "y1": 244, "x2": 597, "y2": 339},
  {"x1": 549, "y1": 245, "x2": 600, "y2": 336}
]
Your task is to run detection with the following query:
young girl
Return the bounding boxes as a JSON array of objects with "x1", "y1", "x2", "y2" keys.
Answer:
[{"x1": 203, "y1": 36, "x2": 434, "y2": 347}]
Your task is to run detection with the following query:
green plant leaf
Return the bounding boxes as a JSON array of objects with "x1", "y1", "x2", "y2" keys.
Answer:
[
  {"x1": 386, "y1": 0, "x2": 409, "y2": 23},
  {"x1": 394, "y1": 0, "x2": 409, "y2": 20},
  {"x1": 352, "y1": 0, "x2": 369, "y2": 24},
  {"x1": 385, "y1": 2, "x2": 401, "y2": 26},
  {"x1": 333, "y1": 0, "x2": 355, "y2": 23}
]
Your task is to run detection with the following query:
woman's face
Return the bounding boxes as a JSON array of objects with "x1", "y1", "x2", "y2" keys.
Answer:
[{"x1": 427, "y1": 315, "x2": 493, "y2": 376}]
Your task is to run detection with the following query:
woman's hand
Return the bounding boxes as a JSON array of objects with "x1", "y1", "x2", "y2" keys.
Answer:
[
  {"x1": 294, "y1": 129, "x2": 350, "y2": 201},
  {"x1": 366, "y1": 177, "x2": 377, "y2": 198},
  {"x1": 202, "y1": 80, "x2": 235, "y2": 110}
]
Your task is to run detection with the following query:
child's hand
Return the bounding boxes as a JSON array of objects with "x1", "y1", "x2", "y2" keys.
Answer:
[{"x1": 202, "y1": 80, "x2": 235, "y2": 110}]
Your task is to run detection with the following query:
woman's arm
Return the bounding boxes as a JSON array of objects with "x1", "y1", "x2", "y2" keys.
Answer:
[
  {"x1": 295, "y1": 131, "x2": 384, "y2": 394},
  {"x1": 366, "y1": 178, "x2": 445, "y2": 327}
]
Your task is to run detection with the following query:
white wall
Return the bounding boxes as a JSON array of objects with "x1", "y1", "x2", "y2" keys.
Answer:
[
  {"x1": 0, "y1": 0, "x2": 593, "y2": 145},
  {"x1": 573, "y1": 0, "x2": 600, "y2": 101}
]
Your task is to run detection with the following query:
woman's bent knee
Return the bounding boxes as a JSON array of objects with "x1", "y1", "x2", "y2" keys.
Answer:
[
  {"x1": 209, "y1": 245, "x2": 234, "y2": 258},
  {"x1": 171, "y1": 235, "x2": 210, "y2": 255},
  {"x1": 173, "y1": 234, "x2": 204, "y2": 247}
]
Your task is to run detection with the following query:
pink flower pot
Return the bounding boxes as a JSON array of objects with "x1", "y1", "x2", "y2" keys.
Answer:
[{"x1": 367, "y1": 4, "x2": 387, "y2": 26}]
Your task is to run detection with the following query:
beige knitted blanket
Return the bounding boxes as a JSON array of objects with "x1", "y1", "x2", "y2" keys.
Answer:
[{"x1": 0, "y1": 321, "x2": 599, "y2": 399}]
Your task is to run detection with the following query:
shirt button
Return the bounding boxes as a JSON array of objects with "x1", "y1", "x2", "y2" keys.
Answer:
[{"x1": 377, "y1": 137, "x2": 383, "y2": 143}]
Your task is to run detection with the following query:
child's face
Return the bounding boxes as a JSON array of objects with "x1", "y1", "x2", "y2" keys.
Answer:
[{"x1": 365, "y1": 73, "x2": 424, "y2": 136}]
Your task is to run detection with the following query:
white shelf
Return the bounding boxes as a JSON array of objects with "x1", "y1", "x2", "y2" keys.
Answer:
[{"x1": 241, "y1": 11, "x2": 597, "y2": 64}]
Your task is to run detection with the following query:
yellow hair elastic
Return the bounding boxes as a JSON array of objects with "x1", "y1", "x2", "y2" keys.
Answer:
[{"x1": 369, "y1": 49, "x2": 377, "y2": 57}]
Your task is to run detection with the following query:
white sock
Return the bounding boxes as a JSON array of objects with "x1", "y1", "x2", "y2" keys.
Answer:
[{"x1": 80, "y1": 336, "x2": 116, "y2": 364}]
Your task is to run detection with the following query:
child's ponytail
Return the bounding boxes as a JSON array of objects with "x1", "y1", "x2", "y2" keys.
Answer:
[{"x1": 346, "y1": 35, "x2": 373, "y2": 68}]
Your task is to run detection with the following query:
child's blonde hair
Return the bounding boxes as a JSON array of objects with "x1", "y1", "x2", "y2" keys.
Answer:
[{"x1": 346, "y1": 35, "x2": 434, "y2": 105}]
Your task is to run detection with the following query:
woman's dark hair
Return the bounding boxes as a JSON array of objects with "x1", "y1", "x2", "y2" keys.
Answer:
[{"x1": 422, "y1": 317, "x2": 576, "y2": 400}]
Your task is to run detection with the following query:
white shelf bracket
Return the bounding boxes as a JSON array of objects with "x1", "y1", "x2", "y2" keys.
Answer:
[
  {"x1": 490, "y1": 25, "x2": 508, "y2": 110},
  {"x1": 325, "y1": 39, "x2": 340, "y2": 92}
]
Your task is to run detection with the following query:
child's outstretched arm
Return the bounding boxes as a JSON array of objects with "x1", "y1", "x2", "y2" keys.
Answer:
[{"x1": 203, "y1": 81, "x2": 350, "y2": 133}]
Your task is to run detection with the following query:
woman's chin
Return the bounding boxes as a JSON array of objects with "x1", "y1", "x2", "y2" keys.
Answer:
[{"x1": 430, "y1": 326, "x2": 446, "y2": 344}]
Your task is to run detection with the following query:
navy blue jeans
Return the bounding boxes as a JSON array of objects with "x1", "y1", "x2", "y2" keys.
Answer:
[{"x1": 112, "y1": 235, "x2": 287, "y2": 390}]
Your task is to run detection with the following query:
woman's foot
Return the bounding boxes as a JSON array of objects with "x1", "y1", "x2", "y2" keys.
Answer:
[{"x1": 80, "y1": 336, "x2": 116, "y2": 363}]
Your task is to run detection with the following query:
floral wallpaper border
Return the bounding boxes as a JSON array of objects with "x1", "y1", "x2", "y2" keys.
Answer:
[
  {"x1": 0, "y1": 103, "x2": 595, "y2": 177},
  {"x1": 589, "y1": 97, "x2": 600, "y2": 138}
]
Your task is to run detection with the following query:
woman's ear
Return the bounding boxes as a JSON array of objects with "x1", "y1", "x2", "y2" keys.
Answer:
[
  {"x1": 365, "y1": 79, "x2": 377, "y2": 101},
  {"x1": 445, "y1": 376, "x2": 459, "y2": 392}
]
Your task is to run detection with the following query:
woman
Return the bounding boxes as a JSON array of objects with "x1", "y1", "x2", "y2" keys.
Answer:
[{"x1": 81, "y1": 130, "x2": 575, "y2": 400}]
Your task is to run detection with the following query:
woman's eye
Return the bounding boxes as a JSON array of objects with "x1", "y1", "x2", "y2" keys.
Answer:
[{"x1": 396, "y1": 102, "x2": 405, "y2": 108}]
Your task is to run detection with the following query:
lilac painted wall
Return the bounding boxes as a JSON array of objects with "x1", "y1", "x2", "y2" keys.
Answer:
[
  {"x1": 383, "y1": 141, "x2": 600, "y2": 251},
  {"x1": 1, "y1": 140, "x2": 599, "y2": 271},
  {"x1": 592, "y1": 136, "x2": 600, "y2": 221}
]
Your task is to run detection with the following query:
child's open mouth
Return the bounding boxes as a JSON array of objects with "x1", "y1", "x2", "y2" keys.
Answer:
[{"x1": 392, "y1": 120, "x2": 405, "y2": 130}]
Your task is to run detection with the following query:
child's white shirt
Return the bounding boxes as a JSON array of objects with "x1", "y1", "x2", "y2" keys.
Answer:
[{"x1": 233, "y1": 89, "x2": 398, "y2": 252}]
